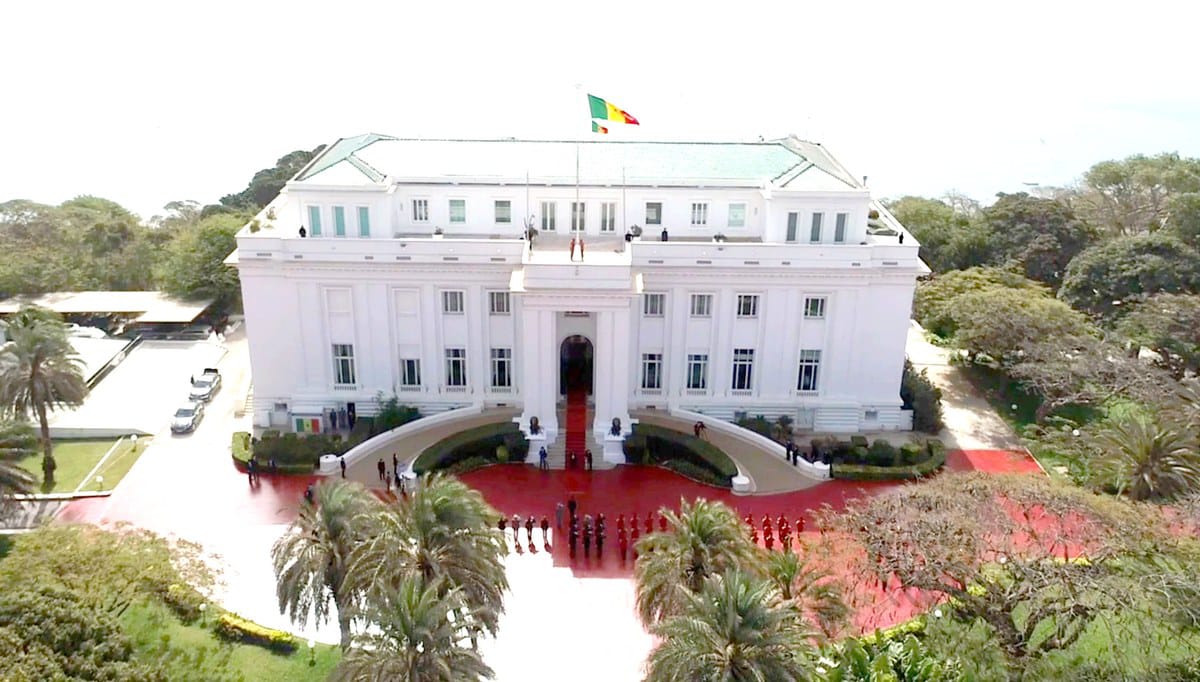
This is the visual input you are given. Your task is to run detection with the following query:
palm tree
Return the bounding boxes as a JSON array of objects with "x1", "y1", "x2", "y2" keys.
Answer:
[
  {"x1": 764, "y1": 547, "x2": 849, "y2": 641},
  {"x1": 634, "y1": 497, "x2": 760, "y2": 626},
  {"x1": 332, "y1": 575, "x2": 494, "y2": 682},
  {"x1": 1091, "y1": 416, "x2": 1200, "y2": 501},
  {"x1": 774, "y1": 415, "x2": 795, "y2": 444},
  {"x1": 0, "y1": 307, "x2": 88, "y2": 486},
  {"x1": 272, "y1": 478, "x2": 382, "y2": 650},
  {"x1": 0, "y1": 419, "x2": 37, "y2": 502},
  {"x1": 645, "y1": 569, "x2": 815, "y2": 682},
  {"x1": 346, "y1": 473, "x2": 509, "y2": 639}
]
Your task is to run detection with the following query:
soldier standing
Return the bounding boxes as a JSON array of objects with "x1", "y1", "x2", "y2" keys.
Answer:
[
  {"x1": 644, "y1": 514, "x2": 653, "y2": 536},
  {"x1": 511, "y1": 514, "x2": 522, "y2": 544},
  {"x1": 540, "y1": 516, "x2": 550, "y2": 543},
  {"x1": 498, "y1": 515, "x2": 508, "y2": 537},
  {"x1": 618, "y1": 527, "x2": 628, "y2": 562},
  {"x1": 569, "y1": 520, "x2": 579, "y2": 558},
  {"x1": 525, "y1": 516, "x2": 535, "y2": 545},
  {"x1": 582, "y1": 519, "x2": 592, "y2": 557},
  {"x1": 595, "y1": 522, "x2": 605, "y2": 557},
  {"x1": 658, "y1": 513, "x2": 668, "y2": 533}
]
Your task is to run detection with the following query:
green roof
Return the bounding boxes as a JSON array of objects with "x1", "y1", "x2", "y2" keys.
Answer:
[{"x1": 296, "y1": 135, "x2": 861, "y2": 190}]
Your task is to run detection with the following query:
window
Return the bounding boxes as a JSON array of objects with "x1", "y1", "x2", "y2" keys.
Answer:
[
  {"x1": 332, "y1": 344, "x2": 356, "y2": 385},
  {"x1": 804, "y1": 296, "x2": 826, "y2": 319},
  {"x1": 643, "y1": 293, "x2": 665, "y2": 317},
  {"x1": 834, "y1": 212, "x2": 848, "y2": 243},
  {"x1": 690, "y1": 294, "x2": 712, "y2": 317},
  {"x1": 786, "y1": 211, "x2": 798, "y2": 242},
  {"x1": 449, "y1": 199, "x2": 466, "y2": 224},
  {"x1": 641, "y1": 353, "x2": 663, "y2": 390},
  {"x1": 571, "y1": 202, "x2": 585, "y2": 231},
  {"x1": 690, "y1": 202, "x2": 708, "y2": 226},
  {"x1": 412, "y1": 199, "x2": 429, "y2": 223},
  {"x1": 797, "y1": 349, "x2": 821, "y2": 392},
  {"x1": 731, "y1": 348, "x2": 754, "y2": 391},
  {"x1": 686, "y1": 354, "x2": 708, "y2": 390},
  {"x1": 600, "y1": 202, "x2": 616, "y2": 232},
  {"x1": 400, "y1": 358, "x2": 421, "y2": 387},
  {"x1": 494, "y1": 200, "x2": 512, "y2": 224},
  {"x1": 646, "y1": 202, "x2": 662, "y2": 225},
  {"x1": 307, "y1": 206, "x2": 322, "y2": 237},
  {"x1": 540, "y1": 201, "x2": 556, "y2": 231},
  {"x1": 357, "y1": 206, "x2": 370, "y2": 237},
  {"x1": 445, "y1": 348, "x2": 467, "y2": 387},
  {"x1": 488, "y1": 291, "x2": 510, "y2": 315},
  {"x1": 736, "y1": 294, "x2": 759, "y2": 318},
  {"x1": 442, "y1": 290, "x2": 465, "y2": 314},
  {"x1": 809, "y1": 212, "x2": 823, "y2": 242},
  {"x1": 490, "y1": 348, "x2": 512, "y2": 388},
  {"x1": 728, "y1": 203, "x2": 746, "y2": 228},
  {"x1": 333, "y1": 206, "x2": 347, "y2": 237}
]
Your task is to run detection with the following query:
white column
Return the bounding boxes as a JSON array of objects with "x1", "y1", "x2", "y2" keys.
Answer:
[{"x1": 592, "y1": 310, "x2": 613, "y2": 438}]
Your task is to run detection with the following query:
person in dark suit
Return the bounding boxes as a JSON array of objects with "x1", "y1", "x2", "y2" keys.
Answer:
[
  {"x1": 540, "y1": 516, "x2": 550, "y2": 544},
  {"x1": 582, "y1": 521, "x2": 592, "y2": 557},
  {"x1": 568, "y1": 496, "x2": 577, "y2": 518},
  {"x1": 585, "y1": 449, "x2": 593, "y2": 471}
]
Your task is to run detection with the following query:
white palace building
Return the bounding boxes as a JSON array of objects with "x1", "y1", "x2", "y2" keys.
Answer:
[{"x1": 231, "y1": 133, "x2": 928, "y2": 461}]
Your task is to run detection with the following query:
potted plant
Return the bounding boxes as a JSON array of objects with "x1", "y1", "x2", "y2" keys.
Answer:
[
  {"x1": 713, "y1": 233, "x2": 727, "y2": 243},
  {"x1": 433, "y1": 226, "x2": 444, "y2": 239}
]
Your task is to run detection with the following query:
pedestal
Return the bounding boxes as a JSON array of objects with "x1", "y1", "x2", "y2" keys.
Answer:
[
  {"x1": 521, "y1": 426, "x2": 549, "y2": 464},
  {"x1": 318, "y1": 454, "x2": 340, "y2": 475},
  {"x1": 602, "y1": 433, "x2": 626, "y2": 466}
]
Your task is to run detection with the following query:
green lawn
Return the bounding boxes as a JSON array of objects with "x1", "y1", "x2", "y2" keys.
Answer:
[
  {"x1": 76, "y1": 438, "x2": 147, "y2": 493},
  {"x1": 121, "y1": 600, "x2": 340, "y2": 680},
  {"x1": 16, "y1": 437, "x2": 146, "y2": 494}
]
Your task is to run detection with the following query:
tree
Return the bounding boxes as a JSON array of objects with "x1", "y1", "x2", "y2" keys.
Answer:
[
  {"x1": 773, "y1": 414, "x2": 794, "y2": 443},
  {"x1": 981, "y1": 192, "x2": 1096, "y2": 288},
  {"x1": 949, "y1": 287, "x2": 1094, "y2": 364},
  {"x1": 345, "y1": 473, "x2": 509, "y2": 641},
  {"x1": 634, "y1": 497, "x2": 760, "y2": 626},
  {"x1": 220, "y1": 146, "x2": 326, "y2": 210},
  {"x1": 886, "y1": 196, "x2": 990, "y2": 273},
  {"x1": 900, "y1": 360, "x2": 944, "y2": 434},
  {"x1": 1167, "y1": 192, "x2": 1200, "y2": 242},
  {"x1": 1090, "y1": 416, "x2": 1200, "y2": 501},
  {"x1": 764, "y1": 547, "x2": 849, "y2": 640},
  {"x1": 272, "y1": 479, "x2": 382, "y2": 650},
  {"x1": 0, "y1": 306, "x2": 87, "y2": 485},
  {"x1": 820, "y1": 634, "x2": 965, "y2": 681},
  {"x1": 156, "y1": 212, "x2": 246, "y2": 314},
  {"x1": 0, "y1": 419, "x2": 36, "y2": 504},
  {"x1": 1059, "y1": 232, "x2": 1200, "y2": 317},
  {"x1": 1116, "y1": 293, "x2": 1200, "y2": 377},
  {"x1": 332, "y1": 576, "x2": 493, "y2": 682},
  {"x1": 644, "y1": 569, "x2": 815, "y2": 682},
  {"x1": 1074, "y1": 153, "x2": 1200, "y2": 237},
  {"x1": 827, "y1": 473, "x2": 1200, "y2": 677},
  {"x1": 913, "y1": 267, "x2": 1047, "y2": 339}
]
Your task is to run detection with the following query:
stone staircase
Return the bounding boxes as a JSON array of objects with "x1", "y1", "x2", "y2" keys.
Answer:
[{"x1": 528, "y1": 408, "x2": 618, "y2": 470}]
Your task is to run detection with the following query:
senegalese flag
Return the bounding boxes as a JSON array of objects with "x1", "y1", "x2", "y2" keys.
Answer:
[
  {"x1": 588, "y1": 94, "x2": 639, "y2": 125},
  {"x1": 592, "y1": 121, "x2": 609, "y2": 134}
]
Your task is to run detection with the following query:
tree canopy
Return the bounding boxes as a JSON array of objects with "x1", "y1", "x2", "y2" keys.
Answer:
[
  {"x1": 981, "y1": 192, "x2": 1096, "y2": 288},
  {"x1": 885, "y1": 196, "x2": 989, "y2": 273},
  {"x1": 1073, "y1": 153, "x2": 1200, "y2": 236},
  {"x1": 219, "y1": 147, "x2": 325, "y2": 210},
  {"x1": 1058, "y1": 232, "x2": 1200, "y2": 317}
]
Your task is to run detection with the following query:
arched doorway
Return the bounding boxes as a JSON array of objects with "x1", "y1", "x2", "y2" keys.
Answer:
[{"x1": 560, "y1": 335, "x2": 594, "y2": 396}]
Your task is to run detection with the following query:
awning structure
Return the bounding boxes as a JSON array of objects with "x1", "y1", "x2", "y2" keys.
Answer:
[{"x1": 0, "y1": 291, "x2": 214, "y2": 324}]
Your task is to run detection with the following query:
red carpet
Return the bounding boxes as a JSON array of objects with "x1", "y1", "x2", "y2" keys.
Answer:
[{"x1": 565, "y1": 387, "x2": 588, "y2": 464}]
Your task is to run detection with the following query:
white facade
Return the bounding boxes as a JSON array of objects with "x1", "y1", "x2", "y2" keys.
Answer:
[{"x1": 232, "y1": 134, "x2": 928, "y2": 448}]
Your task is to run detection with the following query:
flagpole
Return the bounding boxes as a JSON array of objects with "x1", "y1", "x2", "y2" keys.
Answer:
[{"x1": 575, "y1": 141, "x2": 580, "y2": 239}]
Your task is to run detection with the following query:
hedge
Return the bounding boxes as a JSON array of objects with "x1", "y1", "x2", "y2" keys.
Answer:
[
  {"x1": 831, "y1": 438, "x2": 946, "y2": 481},
  {"x1": 214, "y1": 612, "x2": 297, "y2": 653},
  {"x1": 623, "y1": 423, "x2": 737, "y2": 488},
  {"x1": 413, "y1": 422, "x2": 529, "y2": 475},
  {"x1": 230, "y1": 432, "x2": 322, "y2": 474}
]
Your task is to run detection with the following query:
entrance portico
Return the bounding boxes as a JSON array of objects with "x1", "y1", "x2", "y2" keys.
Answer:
[{"x1": 512, "y1": 249, "x2": 638, "y2": 461}]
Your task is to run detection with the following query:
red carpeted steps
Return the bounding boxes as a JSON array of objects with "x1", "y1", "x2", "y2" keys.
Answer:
[{"x1": 565, "y1": 387, "x2": 589, "y2": 465}]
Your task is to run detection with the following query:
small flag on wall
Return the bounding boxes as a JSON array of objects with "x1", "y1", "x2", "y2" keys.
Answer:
[
  {"x1": 592, "y1": 121, "x2": 609, "y2": 134},
  {"x1": 588, "y1": 94, "x2": 639, "y2": 126}
]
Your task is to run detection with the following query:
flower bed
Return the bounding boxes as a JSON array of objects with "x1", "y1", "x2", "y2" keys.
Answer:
[
  {"x1": 214, "y1": 612, "x2": 297, "y2": 653},
  {"x1": 623, "y1": 423, "x2": 737, "y2": 488},
  {"x1": 412, "y1": 422, "x2": 529, "y2": 475}
]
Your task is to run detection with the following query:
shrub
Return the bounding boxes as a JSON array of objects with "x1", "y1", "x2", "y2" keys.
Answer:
[
  {"x1": 899, "y1": 442, "x2": 925, "y2": 465},
  {"x1": 868, "y1": 440, "x2": 899, "y2": 466},
  {"x1": 628, "y1": 423, "x2": 737, "y2": 487},
  {"x1": 661, "y1": 459, "x2": 730, "y2": 487},
  {"x1": 901, "y1": 360, "x2": 945, "y2": 433},
  {"x1": 159, "y1": 583, "x2": 205, "y2": 624},
  {"x1": 829, "y1": 437, "x2": 947, "y2": 480},
  {"x1": 850, "y1": 435, "x2": 869, "y2": 449},
  {"x1": 736, "y1": 415, "x2": 774, "y2": 440},
  {"x1": 495, "y1": 444, "x2": 510, "y2": 463},
  {"x1": 371, "y1": 394, "x2": 421, "y2": 435},
  {"x1": 214, "y1": 613, "x2": 296, "y2": 653},
  {"x1": 413, "y1": 422, "x2": 528, "y2": 474},
  {"x1": 231, "y1": 432, "x2": 251, "y2": 463}
]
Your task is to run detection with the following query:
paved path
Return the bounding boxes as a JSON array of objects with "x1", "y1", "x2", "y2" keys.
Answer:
[{"x1": 631, "y1": 410, "x2": 824, "y2": 494}]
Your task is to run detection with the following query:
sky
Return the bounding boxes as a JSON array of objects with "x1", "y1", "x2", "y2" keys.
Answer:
[{"x1": 2, "y1": 0, "x2": 1198, "y2": 220}]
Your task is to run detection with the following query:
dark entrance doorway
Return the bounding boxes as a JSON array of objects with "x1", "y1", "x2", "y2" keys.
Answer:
[{"x1": 560, "y1": 335, "x2": 594, "y2": 396}]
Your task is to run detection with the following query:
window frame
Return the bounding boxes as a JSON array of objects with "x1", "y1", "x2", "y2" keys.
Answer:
[
  {"x1": 785, "y1": 211, "x2": 798, "y2": 242},
  {"x1": 357, "y1": 206, "x2": 370, "y2": 237},
  {"x1": 333, "y1": 206, "x2": 347, "y2": 237},
  {"x1": 834, "y1": 212, "x2": 848, "y2": 243},
  {"x1": 571, "y1": 201, "x2": 586, "y2": 231},
  {"x1": 686, "y1": 353, "x2": 709, "y2": 390},
  {"x1": 494, "y1": 200, "x2": 512, "y2": 225},
  {"x1": 690, "y1": 202, "x2": 709, "y2": 227},
  {"x1": 412, "y1": 198, "x2": 430, "y2": 223},
  {"x1": 797, "y1": 349, "x2": 822, "y2": 393},
  {"x1": 804, "y1": 296, "x2": 827, "y2": 319},
  {"x1": 643, "y1": 293, "x2": 665, "y2": 317},
  {"x1": 731, "y1": 348, "x2": 755, "y2": 391},
  {"x1": 449, "y1": 199, "x2": 466, "y2": 224},
  {"x1": 645, "y1": 201, "x2": 663, "y2": 226},
  {"x1": 600, "y1": 201, "x2": 617, "y2": 232},
  {"x1": 307, "y1": 206, "x2": 323, "y2": 237},
  {"x1": 490, "y1": 348, "x2": 512, "y2": 388},
  {"x1": 488, "y1": 291, "x2": 511, "y2": 315},
  {"x1": 689, "y1": 293, "x2": 713, "y2": 318},
  {"x1": 540, "y1": 201, "x2": 556, "y2": 231},
  {"x1": 399, "y1": 358, "x2": 422, "y2": 387},
  {"x1": 736, "y1": 294, "x2": 759, "y2": 318},
  {"x1": 728, "y1": 202, "x2": 746, "y2": 228},
  {"x1": 809, "y1": 212, "x2": 824, "y2": 243},
  {"x1": 332, "y1": 344, "x2": 356, "y2": 386},
  {"x1": 641, "y1": 352, "x2": 663, "y2": 390},
  {"x1": 442, "y1": 290, "x2": 465, "y2": 315},
  {"x1": 444, "y1": 348, "x2": 467, "y2": 387}
]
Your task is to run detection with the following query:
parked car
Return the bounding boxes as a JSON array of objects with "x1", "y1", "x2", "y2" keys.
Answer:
[
  {"x1": 189, "y1": 368, "x2": 222, "y2": 402},
  {"x1": 171, "y1": 401, "x2": 205, "y2": 434}
]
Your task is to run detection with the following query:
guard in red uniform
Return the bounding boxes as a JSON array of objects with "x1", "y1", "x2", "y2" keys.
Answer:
[
  {"x1": 540, "y1": 516, "x2": 550, "y2": 544},
  {"x1": 658, "y1": 513, "x2": 668, "y2": 533},
  {"x1": 777, "y1": 513, "x2": 789, "y2": 537},
  {"x1": 780, "y1": 528, "x2": 792, "y2": 553},
  {"x1": 616, "y1": 513, "x2": 626, "y2": 534},
  {"x1": 526, "y1": 516, "x2": 536, "y2": 546},
  {"x1": 797, "y1": 516, "x2": 805, "y2": 534},
  {"x1": 761, "y1": 515, "x2": 771, "y2": 533},
  {"x1": 498, "y1": 516, "x2": 508, "y2": 536},
  {"x1": 743, "y1": 513, "x2": 754, "y2": 529},
  {"x1": 630, "y1": 513, "x2": 639, "y2": 537},
  {"x1": 631, "y1": 523, "x2": 641, "y2": 560},
  {"x1": 764, "y1": 526, "x2": 775, "y2": 551},
  {"x1": 749, "y1": 524, "x2": 758, "y2": 545},
  {"x1": 618, "y1": 527, "x2": 628, "y2": 562},
  {"x1": 644, "y1": 515, "x2": 653, "y2": 536}
]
